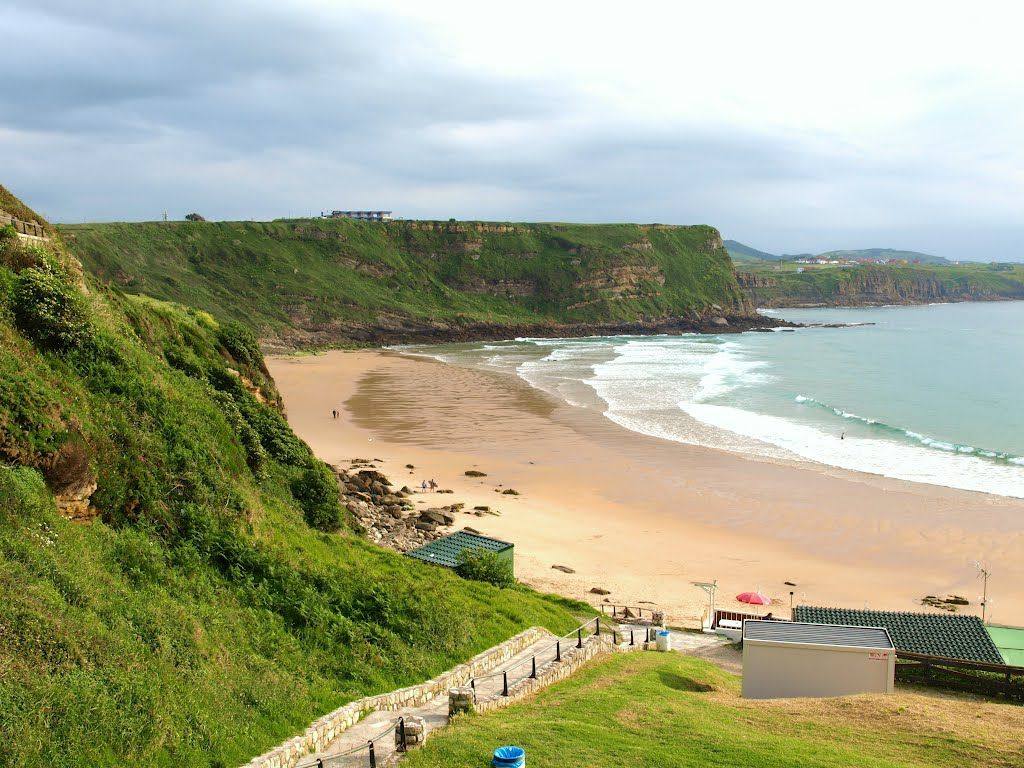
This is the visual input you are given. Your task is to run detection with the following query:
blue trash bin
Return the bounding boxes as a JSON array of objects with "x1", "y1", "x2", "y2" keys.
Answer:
[{"x1": 492, "y1": 745, "x2": 526, "y2": 767}]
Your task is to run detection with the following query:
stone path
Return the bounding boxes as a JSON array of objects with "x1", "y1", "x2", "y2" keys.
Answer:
[{"x1": 298, "y1": 631, "x2": 606, "y2": 768}]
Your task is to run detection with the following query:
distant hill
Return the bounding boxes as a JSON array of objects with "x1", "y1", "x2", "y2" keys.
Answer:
[
  {"x1": 726, "y1": 239, "x2": 949, "y2": 266},
  {"x1": 724, "y1": 239, "x2": 783, "y2": 262}
]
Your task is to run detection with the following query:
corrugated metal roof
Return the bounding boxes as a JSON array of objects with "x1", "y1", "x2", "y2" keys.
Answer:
[
  {"x1": 405, "y1": 530, "x2": 512, "y2": 569},
  {"x1": 794, "y1": 605, "x2": 1002, "y2": 664},
  {"x1": 744, "y1": 620, "x2": 893, "y2": 649}
]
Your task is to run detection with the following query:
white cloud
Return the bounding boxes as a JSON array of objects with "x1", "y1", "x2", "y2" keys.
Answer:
[{"x1": 1, "y1": 0, "x2": 1023, "y2": 259}]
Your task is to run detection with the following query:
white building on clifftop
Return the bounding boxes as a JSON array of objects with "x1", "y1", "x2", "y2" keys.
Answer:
[{"x1": 324, "y1": 210, "x2": 393, "y2": 221}]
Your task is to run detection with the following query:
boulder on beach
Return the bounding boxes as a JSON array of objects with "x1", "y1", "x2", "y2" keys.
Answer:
[
  {"x1": 551, "y1": 565, "x2": 575, "y2": 574},
  {"x1": 589, "y1": 587, "x2": 611, "y2": 595},
  {"x1": 501, "y1": 488, "x2": 519, "y2": 495},
  {"x1": 464, "y1": 470, "x2": 487, "y2": 477}
]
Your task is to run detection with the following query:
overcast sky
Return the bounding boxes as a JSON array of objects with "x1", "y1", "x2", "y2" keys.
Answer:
[{"x1": 2, "y1": 1, "x2": 1022, "y2": 260}]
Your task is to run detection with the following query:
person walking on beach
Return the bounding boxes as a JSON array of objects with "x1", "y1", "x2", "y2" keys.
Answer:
[
  {"x1": 420, "y1": 480, "x2": 428, "y2": 491},
  {"x1": 429, "y1": 478, "x2": 438, "y2": 491}
]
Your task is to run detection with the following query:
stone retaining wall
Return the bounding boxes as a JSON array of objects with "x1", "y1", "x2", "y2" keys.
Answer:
[
  {"x1": 476, "y1": 636, "x2": 635, "y2": 714},
  {"x1": 240, "y1": 626, "x2": 552, "y2": 768}
]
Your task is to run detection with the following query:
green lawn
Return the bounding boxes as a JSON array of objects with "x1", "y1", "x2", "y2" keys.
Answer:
[{"x1": 404, "y1": 652, "x2": 1024, "y2": 768}]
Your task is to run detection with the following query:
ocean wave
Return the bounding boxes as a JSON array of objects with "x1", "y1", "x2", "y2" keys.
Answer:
[
  {"x1": 681, "y1": 402, "x2": 1024, "y2": 498},
  {"x1": 794, "y1": 394, "x2": 1024, "y2": 465}
]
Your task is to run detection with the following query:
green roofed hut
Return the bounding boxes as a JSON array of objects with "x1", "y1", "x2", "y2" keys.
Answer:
[
  {"x1": 405, "y1": 530, "x2": 514, "y2": 576},
  {"x1": 794, "y1": 605, "x2": 1004, "y2": 664}
]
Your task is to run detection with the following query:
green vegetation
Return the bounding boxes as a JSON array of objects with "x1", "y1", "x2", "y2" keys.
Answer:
[
  {"x1": 725, "y1": 239, "x2": 950, "y2": 265},
  {"x1": 0, "y1": 183, "x2": 54, "y2": 234},
  {"x1": 739, "y1": 262, "x2": 1024, "y2": 307},
  {"x1": 405, "y1": 651, "x2": 1024, "y2": 768},
  {"x1": 0, "y1": 190, "x2": 585, "y2": 767},
  {"x1": 456, "y1": 549, "x2": 516, "y2": 588},
  {"x1": 58, "y1": 218, "x2": 750, "y2": 346}
]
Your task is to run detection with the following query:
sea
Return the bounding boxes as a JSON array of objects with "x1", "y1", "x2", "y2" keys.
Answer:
[{"x1": 398, "y1": 301, "x2": 1024, "y2": 499}]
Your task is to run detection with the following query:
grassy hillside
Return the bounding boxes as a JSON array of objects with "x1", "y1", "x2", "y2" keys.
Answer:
[
  {"x1": 0, "y1": 204, "x2": 583, "y2": 767},
  {"x1": 405, "y1": 651, "x2": 1024, "y2": 768},
  {"x1": 58, "y1": 218, "x2": 752, "y2": 347},
  {"x1": 724, "y1": 239, "x2": 783, "y2": 262},
  {"x1": 738, "y1": 262, "x2": 1024, "y2": 307}
]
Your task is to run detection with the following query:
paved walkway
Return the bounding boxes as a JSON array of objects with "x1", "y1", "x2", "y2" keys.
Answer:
[{"x1": 299, "y1": 631, "x2": 606, "y2": 768}]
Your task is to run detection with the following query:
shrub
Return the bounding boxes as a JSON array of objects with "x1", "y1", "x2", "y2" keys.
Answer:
[
  {"x1": 13, "y1": 263, "x2": 92, "y2": 351},
  {"x1": 217, "y1": 321, "x2": 262, "y2": 370},
  {"x1": 0, "y1": 464, "x2": 54, "y2": 520},
  {"x1": 290, "y1": 460, "x2": 342, "y2": 531},
  {"x1": 455, "y1": 549, "x2": 514, "y2": 588}
]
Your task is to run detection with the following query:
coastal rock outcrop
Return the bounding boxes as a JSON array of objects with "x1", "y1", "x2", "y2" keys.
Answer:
[{"x1": 334, "y1": 465, "x2": 459, "y2": 551}]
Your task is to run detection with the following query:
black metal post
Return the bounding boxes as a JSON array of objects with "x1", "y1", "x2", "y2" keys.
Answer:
[
  {"x1": 630, "y1": 629, "x2": 635, "y2": 646},
  {"x1": 317, "y1": 759, "x2": 324, "y2": 768},
  {"x1": 368, "y1": 740, "x2": 377, "y2": 768},
  {"x1": 577, "y1": 628, "x2": 583, "y2": 648},
  {"x1": 398, "y1": 716, "x2": 407, "y2": 753},
  {"x1": 470, "y1": 677, "x2": 475, "y2": 690},
  {"x1": 556, "y1": 639, "x2": 561, "y2": 661},
  {"x1": 612, "y1": 604, "x2": 617, "y2": 617},
  {"x1": 531, "y1": 656, "x2": 537, "y2": 679},
  {"x1": 595, "y1": 617, "x2": 600, "y2": 636},
  {"x1": 502, "y1": 670, "x2": 509, "y2": 696}
]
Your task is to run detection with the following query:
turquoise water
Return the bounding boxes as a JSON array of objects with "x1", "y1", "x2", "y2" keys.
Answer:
[{"x1": 401, "y1": 301, "x2": 1024, "y2": 498}]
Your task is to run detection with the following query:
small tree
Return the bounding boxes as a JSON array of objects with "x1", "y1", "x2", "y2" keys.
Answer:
[
  {"x1": 184, "y1": 213, "x2": 206, "y2": 222},
  {"x1": 291, "y1": 460, "x2": 342, "y2": 532},
  {"x1": 455, "y1": 549, "x2": 514, "y2": 588}
]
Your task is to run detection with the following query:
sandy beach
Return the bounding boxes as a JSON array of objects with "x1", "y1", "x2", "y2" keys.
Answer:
[{"x1": 268, "y1": 350, "x2": 1024, "y2": 626}]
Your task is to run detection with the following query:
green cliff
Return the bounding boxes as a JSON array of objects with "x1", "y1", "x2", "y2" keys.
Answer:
[
  {"x1": 738, "y1": 263, "x2": 1024, "y2": 307},
  {"x1": 59, "y1": 218, "x2": 756, "y2": 348},
  {"x1": 0, "y1": 192, "x2": 582, "y2": 767}
]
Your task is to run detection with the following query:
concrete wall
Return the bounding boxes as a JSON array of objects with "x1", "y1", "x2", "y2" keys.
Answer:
[{"x1": 742, "y1": 640, "x2": 895, "y2": 699}]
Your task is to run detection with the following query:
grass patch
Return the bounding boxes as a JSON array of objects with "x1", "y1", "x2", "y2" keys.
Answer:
[{"x1": 404, "y1": 652, "x2": 1024, "y2": 767}]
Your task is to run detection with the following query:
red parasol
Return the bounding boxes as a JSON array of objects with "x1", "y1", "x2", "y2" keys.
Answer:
[{"x1": 736, "y1": 591, "x2": 772, "y2": 606}]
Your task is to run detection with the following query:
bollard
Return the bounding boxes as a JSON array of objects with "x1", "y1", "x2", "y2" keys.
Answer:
[
  {"x1": 368, "y1": 740, "x2": 376, "y2": 768},
  {"x1": 531, "y1": 656, "x2": 537, "y2": 679},
  {"x1": 577, "y1": 628, "x2": 583, "y2": 648},
  {"x1": 398, "y1": 717, "x2": 407, "y2": 752},
  {"x1": 595, "y1": 617, "x2": 601, "y2": 636},
  {"x1": 556, "y1": 639, "x2": 561, "y2": 661},
  {"x1": 630, "y1": 629, "x2": 635, "y2": 646},
  {"x1": 502, "y1": 670, "x2": 509, "y2": 696}
]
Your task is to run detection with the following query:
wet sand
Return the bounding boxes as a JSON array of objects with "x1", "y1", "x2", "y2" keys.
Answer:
[{"x1": 268, "y1": 350, "x2": 1024, "y2": 626}]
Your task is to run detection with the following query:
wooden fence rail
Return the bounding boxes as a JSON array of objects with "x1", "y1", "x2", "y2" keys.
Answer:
[
  {"x1": 0, "y1": 210, "x2": 47, "y2": 239},
  {"x1": 896, "y1": 650, "x2": 1024, "y2": 700}
]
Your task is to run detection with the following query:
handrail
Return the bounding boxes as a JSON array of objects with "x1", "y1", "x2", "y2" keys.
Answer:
[{"x1": 599, "y1": 603, "x2": 662, "y2": 620}]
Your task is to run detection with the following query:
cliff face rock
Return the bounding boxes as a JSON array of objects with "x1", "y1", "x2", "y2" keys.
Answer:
[
  {"x1": 742, "y1": 265, "x2": 1024, "y2": 308},
  {"x1": 64, "y1": 218, "x2": 761, "y2": 348}
]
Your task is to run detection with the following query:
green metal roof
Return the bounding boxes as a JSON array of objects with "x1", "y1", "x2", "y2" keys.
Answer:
[
  {"x1": 794, "y1": 605, "x2": 1004, "y2": 664},
  {"x1": 986, "y1": 625, "x2": 1024, "y2": 667},
  {"x1": 405, "y1": 530, "x2": 513, "y2": 569}
]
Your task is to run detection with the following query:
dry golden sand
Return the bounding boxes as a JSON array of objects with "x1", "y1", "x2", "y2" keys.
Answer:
[{"x1": 268, "y1": 349, "x2": 1024, "y2": 626}]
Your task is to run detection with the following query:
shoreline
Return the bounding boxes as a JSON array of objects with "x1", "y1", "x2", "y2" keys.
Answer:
[{"x1": 268, "y1": 349, "x2": 1024, "y2": 626}]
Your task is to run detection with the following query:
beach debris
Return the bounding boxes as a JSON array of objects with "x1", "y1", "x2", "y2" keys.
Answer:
[
  {"x1": 463, "y1": 526, "x2": 481, "y2": 534},
  {"x1": 784, "y1": 581, "x2": 797, "y2": 587},
  {"x1": 500, "y1": 488, "x2": 519, "y2": 495},
  {"x1": 438, "y1": 488, "x2": 454, "y2": 494},
  {"x1": 473, "y1": 505, "x2": 490, "y2": 512},
  {"x1": 590, "y1": 587, "x2": 611, "y2": 595},
  {"x1": 551, "y1": 565, "x2": 575, "y2": 574},
  {"x1": 464, "y1": 470, "x2": 487, "y2": 477},
  {"x1": 405, "y1": 463, "x2": 415, "y2": 469}
]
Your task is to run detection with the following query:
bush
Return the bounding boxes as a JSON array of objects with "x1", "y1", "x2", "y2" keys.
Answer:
[
  {"x1": 290, "y1": 460, "x2": 342, "y2": 531},
  {"x1": 455, "y1": 549, "x2": 514, "y2": 588},
  {"x1": 13, "y1": 263, "x2": 92, "y2": 351},
  {"x1": 216, "y1": 321, "x2": 262, "y2": 370}
]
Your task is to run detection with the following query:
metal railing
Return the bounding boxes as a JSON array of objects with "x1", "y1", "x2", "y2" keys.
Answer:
[
  {"x1": 599, "y1": 603, "x2": 662, "y2": 622},
  {"x1": 297, "y1": 615, "x2": 644, "y2": 767}
]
